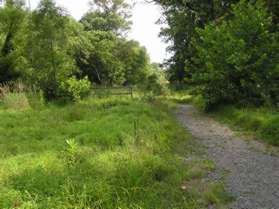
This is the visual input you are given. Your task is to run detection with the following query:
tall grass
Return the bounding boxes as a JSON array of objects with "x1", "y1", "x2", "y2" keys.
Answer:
[
  {"x1": 210, "y1": 105, "x2": 279, "y2": 146},
  {"x1": 0, "y1": 96, "x2": 231, "y2": 208},
  {"x1": 0, "y1": 81, "x2": 44, "y2": 111}
]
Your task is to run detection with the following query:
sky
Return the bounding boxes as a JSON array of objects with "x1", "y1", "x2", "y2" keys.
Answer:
[{"x1": 27, "y1": 0, "x2": 169, "y2": 63}]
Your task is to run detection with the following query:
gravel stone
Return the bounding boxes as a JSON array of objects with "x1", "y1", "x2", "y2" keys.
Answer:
[{"x1": 176, "y1": 104, "x2": 279, "y2": 209}]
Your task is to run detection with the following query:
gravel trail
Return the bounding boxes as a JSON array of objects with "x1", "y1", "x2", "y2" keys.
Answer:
[{"x1": 176, "y1": 104, "x2": 279, "y2": 209}]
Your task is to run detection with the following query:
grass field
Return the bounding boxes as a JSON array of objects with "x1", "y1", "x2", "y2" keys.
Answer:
[
  {"x1": 209, "y1": 105, "x2": 279, "y2": 146},
  {"x1": 0, "y1": 94, "x2": 231, "y2": 209}
]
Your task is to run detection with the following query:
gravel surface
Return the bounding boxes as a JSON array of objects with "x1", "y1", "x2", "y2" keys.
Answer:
[{"x1": 176, "y1": 104, "x2": 279, "y2": 209}]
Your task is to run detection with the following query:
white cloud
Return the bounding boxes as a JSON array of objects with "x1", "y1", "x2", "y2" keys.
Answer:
[{"x1": 28, "y1": 0, "x2": 169, "y2": 63}]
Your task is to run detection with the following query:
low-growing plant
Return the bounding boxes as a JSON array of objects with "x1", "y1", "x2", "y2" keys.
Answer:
[
  {"x1": 26, "y1": 90, "x2": 45, "y2": 110},
  {"x1": 203, "y1": 183, "x2": 234, "y2": 206},
  {"x1": 2, "y1": 92, "x2": 30, "y2": 110},
  {"x1": 210, "y1": 105, "x2": 279, "y2": 146},
  {"x1": 0, "y1": 81, "x2": 32, "y2": 110},
  {"x1": 260, "y1": 116, "x2": 279, "y2": 146},
  {"x1": 59, "y1": 76, "x2": 91, "y2": 101},
  {"x1": 192, "y1": 95, "x2": 208, "y2": 112},
  {"x1": 61, "y1": 139, "x2": 84, "y2": 167}
]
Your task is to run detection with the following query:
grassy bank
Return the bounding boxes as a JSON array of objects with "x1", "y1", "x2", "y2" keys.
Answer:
[
  {"x1": 209, "y1": 105, "x2": 279, "y2": 146},
  {"x1": 0, "y1": 95, "x2": 231, "y2": 209},
  {"x1": 167, "y1": 90, "x2": 279, "y2": 147}
]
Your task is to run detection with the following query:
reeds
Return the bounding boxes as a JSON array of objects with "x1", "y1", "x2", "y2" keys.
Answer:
[{"x1": 0, "y1": 81, "x2": 32, "y2": 110}]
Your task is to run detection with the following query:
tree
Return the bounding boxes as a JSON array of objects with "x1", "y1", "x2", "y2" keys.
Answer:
[
  {"x1": 155, "y1": 0, "x2": 229, "y2": 83},
  {"x1": 25, "y1": 0, "x2": 76, "y2": 99},
  {"x1": 77, "y1": 0, "x2": 152, "y2": 86},
  {"x1": 74, "y1": 31, "x2": 125, "y2": 85},
  {"x1": 191, "y1": 0, "x2": 279, "y2": 108},
  {"x1": 74, "y1": 30, "x2": 154, "y2": 86},
  {"x1": 80, "y1": 0, "x2": 132, "y2": 36},
  {"x1": 0, "y1": 0, "x2": 27, "y2": 83},
  {"x1": 116, "y1": 40, "x2": 150, "y2": 85},
  {"x1": 142, "y1": 63, "x2": 169, "y2": 96},
  {"x1": 155, "y1": 0, "x2": 278, "y2": 84}
]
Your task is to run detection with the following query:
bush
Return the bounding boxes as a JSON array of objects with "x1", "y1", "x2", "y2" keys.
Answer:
[
  {"x1": 59, "y1": 76, "x2": 91, "y2": 101},
  {"x1": 142, "y1": 64, "x2": 169, "y2": 96},
  {"x1": 192, "y1": 0, "x2": 279, "y2": 109},
  {"x1": 193, "y1": 95, "x2": 208, "y2": 112}
]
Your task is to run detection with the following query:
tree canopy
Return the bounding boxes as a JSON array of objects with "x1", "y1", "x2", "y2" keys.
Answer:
[
  {"x1": 0, "y1": 0, "x2": 168, "y2": 100},
  {"x1": 155, "y1": 0, "x2": 279, "y2": 84},
  {"x1": 155, "y1": 0, "x2": 279, "y2": 108}
]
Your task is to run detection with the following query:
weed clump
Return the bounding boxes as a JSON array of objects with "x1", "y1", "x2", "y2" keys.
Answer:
[
  {"x1": 260, "y1": 116, "x2": 279, "y2": 146},
  {"x1": 2, "y1": 92, "x2": 30, "y2": 110}
]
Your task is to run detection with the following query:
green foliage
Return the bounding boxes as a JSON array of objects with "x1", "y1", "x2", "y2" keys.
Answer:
[
  {"x1": 192, "y1": 95, "x2": 208, "y2": 112},
  {"x1": 0, "y1": 0, "x2": 27, "y2": 83},
  {"x1": 0, "y1": 0, "x2": 165, "y2": 99},
  {"x1": 118, "y1": 40, "x2": 150, "y2": 85},
  {"x1": 260, "y1": 117, "x2": 279, "y2": 145},
  {"x1": 59, "y1": 76, "x2": 91, "y2": 101},
  {"x1": 156, "y1": 0, "x2": 279, "y2": 84},
  {"x1": 61, "y1": 138, "x2": 86, "y2": 167},
  {"x1": 25, "y1": 0, "x2": 76, "y2": 100},
  {"x1": 267, "y1": 0, "x2": 279, "y2": 28},
  {"x1": 155, "y1": 0, "x2": 239, "y2": 83},
  {"x1": 74, "y1": 31, "x2": 125, "y2": 85},
  {"x1": 74, "y1": 30, "x2": 156, "y2": 87},
  {"x1": 76, "y1": 0, "x2": 159, "y2": 88},
  {"x1": 203, "y1": 183, "x2": 234, "y2": 205},
  {"x1": 0, "y1": 97, "x2": 231, "y2": 209},
  {"x1": 75, "y1": 25, "x2": 152, "y2": 87},
  {"x1": 142, "y1": 64, "x2": 169, "y2": 96},
  {"x1": 192, "y1": 0, "x2": 279, "y2": 109},
  {"x1": 81, "y1": 0, "x2": 131, "y2": 35}
]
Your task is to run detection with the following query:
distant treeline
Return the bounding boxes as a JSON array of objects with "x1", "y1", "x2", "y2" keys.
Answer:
[
  {"x1": 156, "y1": 0, "x2": 279, "y2": 108},
  {"x1": 0, "y1": 0, "x2": 168, "y2": 100}
]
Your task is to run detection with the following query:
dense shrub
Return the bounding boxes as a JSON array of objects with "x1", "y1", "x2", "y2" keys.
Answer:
[
  {"x1": 192, "y1": 95, "x2": 208, "y2": 112},
  {"x1": 59, "y1": 76, "x2": 91, "y2": 101},
  {"x1": 25, "y1": 0, "x2": 78, "y2": 101},
  {"x1": 192, "y1": 0, "x2": 279, "y2": 109},
  {"x1": 142, "y1": 64, "x2": 169, "y2": 96}
]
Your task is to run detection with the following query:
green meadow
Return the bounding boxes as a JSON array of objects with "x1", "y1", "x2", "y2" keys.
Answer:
[{"x1": 0, "y1": 95, "x2": 231, "y2": 209}]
